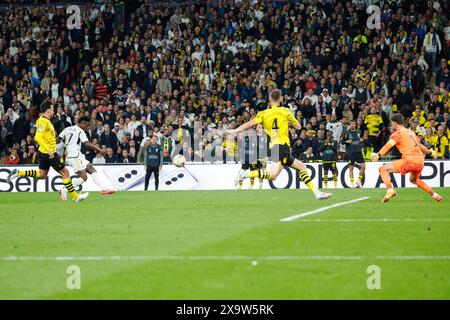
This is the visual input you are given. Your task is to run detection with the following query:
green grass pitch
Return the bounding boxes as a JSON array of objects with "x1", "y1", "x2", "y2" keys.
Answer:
[{"x1": 0, "y1": 188, "x2": 449, "y2": 299}]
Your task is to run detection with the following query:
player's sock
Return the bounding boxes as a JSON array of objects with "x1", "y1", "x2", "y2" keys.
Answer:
[
  {"x1": 91, "y1": 172, "x2": 107, "y2": 190},
  {"x1": 249, "y1": 169, "x2": 272, "y2": 180},
  {"x1": 324, "y1": 175, "x2": 328, "y2": 188},
  {"x1": 379, "y1": 167, "x2": 392, "y2": 189},
  {"x1": 71, "y1": 177, "x2": 84, "y2": 189},
  {"x1": 238, "y1": 180, "x2": 243, "y2": 189},
  {"x1": 63, "y1": 178, "x2": 78, "y2": 201},
  {"x1": 333, "y1": 174, "x2": 338, "y2": 187},
  {"x1": 350, "y1": 177, "x2": 354, "y2": 187},
  {"x1": 299, "y1": 169, "x2": 315, "y2": 191},
  {"x1": 249, "y1": 178, "x2": 255, "y2": 189},
  {"x1": 259, "y1": 178, "x2": 263, "y2": 189},
  {"x1": 415, "y1": 179, "x2": 434, "y2": 195},
  {"x1": 358, "y1": 175, "x2": 363, "y2": 183},
  {"x1": 18, "y1": 170, "x2": 40, "y2": 179}
]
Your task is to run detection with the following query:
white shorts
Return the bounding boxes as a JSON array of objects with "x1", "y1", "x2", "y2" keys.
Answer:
[{"x1": 66, "y1": 154, "x2": 90, "y2": 172}]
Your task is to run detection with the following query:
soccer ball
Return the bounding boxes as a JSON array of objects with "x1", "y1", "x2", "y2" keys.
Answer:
[{"x1": 172, "y1": 154, "x2": 186, "y2": 167}]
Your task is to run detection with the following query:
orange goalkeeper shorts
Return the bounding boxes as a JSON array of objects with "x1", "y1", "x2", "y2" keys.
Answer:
[{"x1": 393, "y1": 159, "x2": 424, "y2": 178}]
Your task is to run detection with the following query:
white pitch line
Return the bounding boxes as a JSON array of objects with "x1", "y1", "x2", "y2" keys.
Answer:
[
  {"x1": 280, "y1": 197, "x2": 370, "y2": 222},
  {"x1": 297, "y1": 218, "x2": 450, "y2": 223},
  {"x1": 2, "y1": 255, "x2": 450, "y2": 262}
]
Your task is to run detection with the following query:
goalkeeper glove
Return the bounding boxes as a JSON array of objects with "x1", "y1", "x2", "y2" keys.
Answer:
[{"x1": 429, "y1": 148, "x2": 437, "y2": 160}]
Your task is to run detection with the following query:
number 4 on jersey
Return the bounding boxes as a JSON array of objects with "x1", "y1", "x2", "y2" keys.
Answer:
[{"x1": 272, "y1": 119, "x2": 278, "y2": 129}]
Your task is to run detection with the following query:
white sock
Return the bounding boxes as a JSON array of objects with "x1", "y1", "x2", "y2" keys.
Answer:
[
  {"x1": 71, "y1": 177, "x2": 85, "y2": 188},
  {"x1": 91, "y1": 171, "x2": 106, "y2": 190}
]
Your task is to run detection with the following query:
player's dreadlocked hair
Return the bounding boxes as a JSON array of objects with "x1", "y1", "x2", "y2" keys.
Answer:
[{"x1": 78, "y1": 116, "x2": 91, "y2": 124}]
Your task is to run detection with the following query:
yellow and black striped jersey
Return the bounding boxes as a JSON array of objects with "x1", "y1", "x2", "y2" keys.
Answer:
[{"x1": 253, "y1": 106, "x2": 299, "y2": 147}]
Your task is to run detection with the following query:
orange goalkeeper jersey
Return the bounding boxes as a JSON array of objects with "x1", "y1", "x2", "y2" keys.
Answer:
[{"x1": 384, "y1": 127, "x2": 425, "y2": 163}]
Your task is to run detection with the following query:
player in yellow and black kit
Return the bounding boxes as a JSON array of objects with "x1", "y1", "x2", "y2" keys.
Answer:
[
  {"x1": 227, "y1": 89, "x2": 331, "y2": 200},
  {"x1": 320, "y1": 131, "x2": 338, "y2": 188},
  {"x1": 256, "y1": 123, "x2": 269, "y2": 189},
  {"x1": 236, "y1": 125, "x2": 269, "y2": 189},
  {"x1": 7, "y1": 102, "x2": 89, "y2": 202},
  {"x1": 237, "y1": 131, "x2": 259, "y2": 189}
]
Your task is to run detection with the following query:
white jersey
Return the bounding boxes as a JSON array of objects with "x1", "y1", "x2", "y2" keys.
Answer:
[{"x1": 59, "y1": 125, "x2": 88, "y2": 158}]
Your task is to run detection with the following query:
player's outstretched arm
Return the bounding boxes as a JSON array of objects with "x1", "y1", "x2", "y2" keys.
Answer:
[
  {"x1": 378, "y1": 140, "x2": 394, "y2": 157},
  {"x1": 372, "y1": 139, "x2": 394, "y2": 162},
  {"x1": 418, "y1": 143, "x2": 437, "y2": 159},
  {"x1": 84, "y1": 141, "x2": 106, "y2": 155},
  {"x1": 226, "y1": 119, "x2": 258, "y2": 134}
]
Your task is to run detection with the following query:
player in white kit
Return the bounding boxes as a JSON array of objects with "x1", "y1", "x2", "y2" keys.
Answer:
[{"x1": 58, "y1": 116, "x2": 114, "y2": 200}]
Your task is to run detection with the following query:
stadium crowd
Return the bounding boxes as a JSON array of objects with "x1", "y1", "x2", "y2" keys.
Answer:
[{"x1": 0, "y1": 0, "x2": 449, "y2": 167}]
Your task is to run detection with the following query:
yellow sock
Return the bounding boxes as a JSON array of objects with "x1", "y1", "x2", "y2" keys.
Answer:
[
  {"x1": 18, "y1": 170, "x2": 40, "y2": 178},
  {"x1": 333, "y1": 174, "x2": 338, "y2": 187},
  {"x1": 248, "y1": 170, "x2": 258, "y2": 179},
  {"x1": 249, "y1": 169, "x2": 271, "y2": 180},
  {"x1": 238, "y1": 180, "x2": 243, "y2": 189},
  {"x1": 63, "y1": 178, "x2": 78, "y2": 201},
  {"x1": 324, "y1": 175, "x2": 328, "y2": 188},
  {"x1": 249, "y1": 178, "x2": 255, "y2": 189},
  {"x1": 350, "y1": 177, "x2": 354, "y2": 187},
  {"x1": 358, "y1": 175, "x2": 363, "y2": 183},
  {"x1": 299, "y1": 169, "x2": 315, "y2": 191}
]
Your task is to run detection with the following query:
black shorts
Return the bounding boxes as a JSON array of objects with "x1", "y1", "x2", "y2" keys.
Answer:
[
  {"x1": 270, "y1": 144, "x2": 295, "y2": 167},
  {"x1": 38, "y1": 151, "x2": 65, "y2": 171},
  {"x1": 323, "y1": 161, "x2": 337, "y2": 171},
  {"x1": 347, "y1": 152, "x2": 365, "y2": 165},
  {"x1": 241, "y1": 163, "x2": 259, "y2": 171},
  {"x1": 257, "y1": 159, "x2": 266, "y2": 169}
]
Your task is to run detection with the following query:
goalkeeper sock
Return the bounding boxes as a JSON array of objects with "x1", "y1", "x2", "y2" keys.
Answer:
[
  {"x1": 379, "y1": 166, "x2": 392, "y2": 189},
  {"x1": 323, "y1": 175, "x2": 328, "y2": 188},
  {"x1": 249, "y1": 178, "x2": 255, "y2": 189},
  {"x1": 63, "y1": 178, "x2": 78, "y2": 201},
  {"x1": 18, "y1": 170, "x2": 40, "y2": 179},
  {"x1": 299, "y1": 169, "x2": 315, "y2": 191},
  {"x1": 414, "y1": 179, "x2": 434, "y2": 195},
  {"x1": 333, "y1": 174, "x2": 338, "y2": 187}
]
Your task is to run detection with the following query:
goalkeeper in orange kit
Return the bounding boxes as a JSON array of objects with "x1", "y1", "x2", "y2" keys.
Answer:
[{"x1": 371, "y1": 113, "x2": 442, "y2": 203}]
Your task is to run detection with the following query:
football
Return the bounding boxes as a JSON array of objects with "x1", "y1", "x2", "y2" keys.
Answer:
[{"x1": 172, "y1": 154, "x2": 186, "y2": 167}]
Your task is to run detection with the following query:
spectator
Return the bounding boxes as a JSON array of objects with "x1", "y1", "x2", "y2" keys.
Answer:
[
  {"x1": 100, "y1": 124, "x2": 118, "y2": 153},
  {"x1": 0, "y1": 0, "x2": 448, "y2": 167},
  {"x1": 4, "y1": 147, "x2": 20, "y2": 165},
  {"x1": 92, "y1": 152, "x2": 106, "y2": 165},
  {"x1": 300, "y1": 146, "x2": 317, "y2": 163},
  {"x1": 104, "y1": 147, "x2": 119, "y2": 163},
  {"x1": 433, "y1": 126, "x2": 449, "y2": 159},
  {"x1": 424, "y1": 27, "x2": 442, "y2": 75},
  {"x1": 120, "y1": 149, "x2": 136, "y2": 164},
  {"x1": 364, "y1": 107, "x2": 384, "y2": 152}
]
